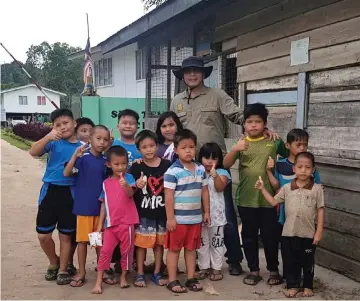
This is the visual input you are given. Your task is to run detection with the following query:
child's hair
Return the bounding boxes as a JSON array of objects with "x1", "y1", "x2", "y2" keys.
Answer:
[
  {"x1": 198, "y1": 143, "x2": 224, "y2": 169},
  {"x1": 174, "y1": 129, "x2": 197, "y2": 148},
  {"x1": 155, "y1": 111, "x2": 184, "y2": 144},
  {"x1": 287, "y1": 128, "x2": 309, "y2": 144},
  {"x1": 50, "y1": 108, "x2": 73, "y2": 122},
  {"x1": 294, "y1": 151, "x2": 315, "y2": 167},
  {"x1": 91, "y1": 124, "x2": 109, "y2": 135},
  {"x1": 118, "y1": 109, "x2": 139, "y2": 122},
  {"x1": 244, "y1": 103, "x2": 268, "y2": 122},
  {"x1": 75, "y1": 117, "x2": 95, "y2": 133},
  {"x1": 135, "y1": 129, "x2": 158, "y2": 149},
  {"x1": 106, "y1": 146, "x2": 128, "y2": 162}
]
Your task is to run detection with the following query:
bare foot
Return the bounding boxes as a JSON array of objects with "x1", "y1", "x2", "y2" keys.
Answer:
[
  {"x1": 92, "y1": 283, "x2": 102, "y2": 294},
  {"x1": 283, "y1": 288, "x2": 299, "y2": 298},
  {"x1": 120, "y1": 272, "x2": 130, "y2": 289},
  {"x1": 302, "y1": 288, "x2": 314, "y2": 297}
]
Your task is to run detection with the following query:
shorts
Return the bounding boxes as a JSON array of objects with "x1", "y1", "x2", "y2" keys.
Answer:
[
  {"x1": 36, "y1": 184, "x2": 76, "y2": 235},
  {"x1": 76, "y1": 215, "x2": 100, "y2": 242},
  {"x1": 165, "y1": 223, "x2": 201, "y2": 252},
  {"x1": 135, "y1": 217, "x2": 166, "y2": 248}
]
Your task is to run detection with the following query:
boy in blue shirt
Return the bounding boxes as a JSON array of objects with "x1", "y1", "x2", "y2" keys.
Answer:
[
  {"x1": 29, "y1": 109, "x2": 82, "y2": 285},
  {"x1": 112, "y1": 109, "x2": 142, "y2": 166},
  {"x1": 266, "y1": 128, "x2": 320, "y2": 286},
  {"x1": 64, "y1": 125, "x2": 111, "y2": 287}
]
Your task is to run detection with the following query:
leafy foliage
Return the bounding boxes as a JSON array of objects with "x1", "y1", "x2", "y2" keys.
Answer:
[
  {"x1": 1, "y1": 42, "x2": 83, "y2": 98},
  {"x1": 12, "y1": 123, "x2": 52, "y2": 142},
  {"x1": 141, "y1": 0, "x2": 167, "y2": 11}
]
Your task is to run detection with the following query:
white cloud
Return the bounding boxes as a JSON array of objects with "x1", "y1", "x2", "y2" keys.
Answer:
[{"x1": 0, "y1": 0, "x2": 144, "y2": 63}]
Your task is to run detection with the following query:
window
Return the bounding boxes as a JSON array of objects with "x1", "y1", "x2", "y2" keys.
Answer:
[
  {"x1": 19, "y1": 96, "x2": 28, "y2": 105},
  {"x1": 136, "y1": 48, "x2": 147, "y2": 80},
  {"x1": 94, "y1": 57, "x2": 112, "y2": 87},
  {"x1": 37, "y1": 96, "x2": 46, "y2": 105}
]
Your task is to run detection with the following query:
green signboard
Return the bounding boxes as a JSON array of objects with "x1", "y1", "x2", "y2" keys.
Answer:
[{"x1": 81, "y1": 96, "x2": 146, "y2": 139}]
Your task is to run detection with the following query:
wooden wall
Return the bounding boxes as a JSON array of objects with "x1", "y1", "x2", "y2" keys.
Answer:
[{"x1": 220, "y1": 0, "x2": 360, "y2": 281}]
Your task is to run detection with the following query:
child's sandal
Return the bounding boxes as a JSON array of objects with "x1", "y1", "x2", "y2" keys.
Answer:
[
  {"x1": 151, "y1": 273, "x2": 167, "y2": 286},
  {"x1": 209, "y1": 270, "x2": 223, "y2": 281},
  {"x1": 196, "y1": 269, "x2": 210, "y2": 280},
  {"x1": 185, "y1": 278, "x2": 203, "y2": 292},
  {"x1": 134, "y1": 274, "x2": 147, "y2": 287},
  {"x1": 45, "y1": 265, "x2": 59, "y2": 281},
  {"x1": 167, "y1": 280, "x2": 187, "y2": 293}
]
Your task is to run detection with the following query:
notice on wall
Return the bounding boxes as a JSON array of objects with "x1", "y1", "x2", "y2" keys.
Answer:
[{"x1": 290, "y1": 37, "x2": 309, "y2": 66}]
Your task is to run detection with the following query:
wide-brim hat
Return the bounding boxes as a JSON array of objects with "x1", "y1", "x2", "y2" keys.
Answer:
[{"x1": 173, "y1": 56, "x2": 213, "y2": 80}]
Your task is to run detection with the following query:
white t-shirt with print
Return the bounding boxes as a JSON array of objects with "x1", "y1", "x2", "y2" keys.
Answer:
[{"x1": 207, "y1": 168, "x2": 231, "y2": 227}]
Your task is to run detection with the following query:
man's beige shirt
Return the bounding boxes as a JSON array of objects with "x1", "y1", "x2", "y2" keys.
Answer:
[
  {"x1": 170, "y1": 86, "x2": 243, "y2": 153},
  {"x1": 275, "y1": 180, "x2": 325, "y2": 239}
]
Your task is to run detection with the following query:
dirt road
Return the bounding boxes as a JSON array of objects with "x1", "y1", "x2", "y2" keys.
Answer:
[{"x1": 1, "y1": 140, "x2": 359, "y2": 299}]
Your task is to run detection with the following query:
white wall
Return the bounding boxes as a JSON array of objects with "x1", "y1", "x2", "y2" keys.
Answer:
[
  {"x1": 94, "y1": 43, "x2": 146, "y2": 99},
  {"x1": 2, "y1": 86, "x2": 61, "y2": 114}
]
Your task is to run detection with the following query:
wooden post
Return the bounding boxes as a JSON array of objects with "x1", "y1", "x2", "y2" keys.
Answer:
[{"x1": 296, "y1": 72, "x2": 308, "y2": 129}]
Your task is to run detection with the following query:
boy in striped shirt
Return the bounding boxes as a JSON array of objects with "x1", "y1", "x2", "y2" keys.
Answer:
[{"x1": 164, "y1": 129, "x2": 210, "y2": 294}]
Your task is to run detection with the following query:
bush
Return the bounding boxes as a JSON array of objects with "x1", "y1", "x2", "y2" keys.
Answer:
[{"x1": 13, "y1": 122, "x2": 52, "y2": 141}]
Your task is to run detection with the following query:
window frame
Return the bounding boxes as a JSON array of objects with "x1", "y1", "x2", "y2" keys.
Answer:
[{"x1": 19, "y1": 95, "x2": 28, "y2": 105}]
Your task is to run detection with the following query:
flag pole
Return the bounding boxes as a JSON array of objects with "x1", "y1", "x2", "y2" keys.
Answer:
[
  {"x1": 86, "y1": 13, "x2": 95, "y2": 88},
  {"x1": 0, "y1": 42, "x2": 59, "y2": 109}
]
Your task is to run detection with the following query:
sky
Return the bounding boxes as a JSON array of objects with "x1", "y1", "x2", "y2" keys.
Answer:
[{"x1": 0, "y1": 0, "x2": 146, "y2": 64}]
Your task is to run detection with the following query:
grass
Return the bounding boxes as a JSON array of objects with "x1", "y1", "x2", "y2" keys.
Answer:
[{"x1": 1, "y1": 129, "x2": 33, "y2": 151}]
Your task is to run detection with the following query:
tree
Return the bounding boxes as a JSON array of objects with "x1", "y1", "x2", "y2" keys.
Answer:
[
  {"x1": 1, "y1": 42, "x2": 83, "y2": 98},
  {"x1": 141, "y1": 0, "x2": 167, "y2": 11}
]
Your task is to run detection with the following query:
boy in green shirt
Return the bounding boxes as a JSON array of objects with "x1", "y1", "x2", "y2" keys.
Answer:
[{"x1": 224, "y1": 103, "x2": 287, "y2": 286}]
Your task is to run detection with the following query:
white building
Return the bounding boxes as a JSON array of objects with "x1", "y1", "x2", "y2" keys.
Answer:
[{"x1": 0, "y1": 84, "x2": 64, "y2": 118}]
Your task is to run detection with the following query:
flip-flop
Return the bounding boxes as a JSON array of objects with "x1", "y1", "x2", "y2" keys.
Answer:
[
  {"x1": 209, "y1": 270, "x2": 223, "y2": 281},
  {"x1": 70, "y1": 277, "x2": 85, "y2": 287},
  {"x1": 121, "y1": 284, "x2": 130, "y2": 289}
]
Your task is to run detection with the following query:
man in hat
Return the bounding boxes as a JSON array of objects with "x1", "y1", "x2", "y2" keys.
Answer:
[{"x1": 170, "y1": 56, "x2": 279, "y2": 276}]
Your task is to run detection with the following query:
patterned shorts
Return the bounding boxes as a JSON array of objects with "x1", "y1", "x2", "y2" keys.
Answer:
[{"x1": 135, "y1": 217, "x2": 166, "y2": 249}]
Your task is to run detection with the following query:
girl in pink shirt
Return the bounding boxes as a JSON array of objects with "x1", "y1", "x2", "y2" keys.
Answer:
[{"x1": 92, "y1": 146, "x2": 139, "y2": 294}]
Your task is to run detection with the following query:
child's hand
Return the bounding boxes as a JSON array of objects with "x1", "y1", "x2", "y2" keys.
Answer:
[
  {"x1": 267, "y1": 156, "x2": 275, "y2": 170},
  {"x1": 210, "y1": 163, "x2": 217, "y2": 178},
  {"x1": 232, "y1": 135, "x2": 249, "y2": 152},
  {"x1": 136, "y1": 172, "x2": 146, "y2": 189},
  {"x1": 134, "y1": 158, "x2": 143, "y2": 164},
  {"x1": 46, "y1": 128, "x2": 62, "y2": 141},
  {"x1": 203, "y1": 212, "x2": 211, "y2": 226},
  {"x1": 166, "y1": 219, "x2": 177, "y2": 232},
  {"x1": 313, "y1": 231, "x2": 322, "y2": 245},
  {"x1": 255, "y1": 176, "x2": 265, "y2": 190},
  {"x1": 119, "y1": 173, "x2": 128, "y2": 187},
  {"x1": 74, "y1": 144, "x2": 88, "y2": 158},
  {"x1": 109, "y1": 129, "x2": 114, "y2": 142}
]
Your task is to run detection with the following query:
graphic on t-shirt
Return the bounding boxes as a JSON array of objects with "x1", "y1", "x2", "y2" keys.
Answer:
[
  {"x1": 140, "y1": 176, "x2": 165, "y2": 209},
  {"x1": 130, "y1": 159, "x2": 171, "y2": 221}
]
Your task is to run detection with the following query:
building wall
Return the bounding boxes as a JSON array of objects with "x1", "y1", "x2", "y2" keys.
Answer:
[
  {"x1": 2, "y1": 86, "x2": 61, "y2": 114},
  {"x1": 219, "y1": 0, "x2": 360, "y2": 281},
  {"x1": 93, "y1": 43, "x2": 146, "y2": 99}
]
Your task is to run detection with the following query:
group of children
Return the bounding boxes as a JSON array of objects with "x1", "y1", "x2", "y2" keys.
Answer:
[{"x1": 30, "y1": 102, "x2": 324, "y2": 298}]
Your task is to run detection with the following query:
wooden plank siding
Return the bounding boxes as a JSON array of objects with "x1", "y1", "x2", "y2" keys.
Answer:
[
  {"x1": 237, "y1": 39, "x2": 360, "y2": 82},
  {"x1": 236, "y1": 0, "x2": 360, "y2": 51},
  {"x1": 221, "y1": 0, "x2": 360, "y2": 281}
]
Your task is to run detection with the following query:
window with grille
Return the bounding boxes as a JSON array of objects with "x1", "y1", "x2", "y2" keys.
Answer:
[
  {"x1": 94, "y1": 57, "x2": 113, "y2": 87},
  {"x1": 37, "y1": 96, "x2": 46, "y2": 105},
  {"x1": 19, "y1": 96, "x2": 28, "y2": 105},
  {"x1": 136, "y1": 48, "x2": 147, "y2": 80}
]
